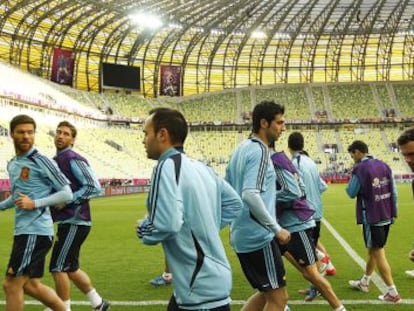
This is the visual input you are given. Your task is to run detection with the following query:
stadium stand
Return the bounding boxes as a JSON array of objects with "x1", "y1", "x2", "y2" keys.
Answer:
[
  {"x1": 327, "y1": 84, "x2": 382, "y2": 121},
  {"x1": 393, "y1": 83, "x2": 414, "y2": 118},
  {"x1": 0, "y1": 60, "x2": 413, "y2": 182}
]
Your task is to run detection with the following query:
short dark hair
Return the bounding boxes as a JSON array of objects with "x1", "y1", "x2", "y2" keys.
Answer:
[
  {"x1": 288, "y1": 131, "x2": 304, "y2": 151},
  {"x1": 149, "y1": 107, "x2": 188, "y2": 145},
  {"x1": 10, "y1": 114, "x2": 36, "y2": 133},
  {"x1": 347, "y1": 140, "x2": 368, "y2": 154},
  {"x1": 397, "y1": 127, "x2": 414, "y2": 146},
  {"x1": 57, "y1": 120, "x2": 77, "y2": 138},
  {"x1": 252, "y1": 100, "x2": 285, "y2": 133}
]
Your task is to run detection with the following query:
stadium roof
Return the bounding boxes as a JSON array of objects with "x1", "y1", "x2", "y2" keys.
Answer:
[{"x1": 1, "y1": 0, "x2": 414, "y2": 96}]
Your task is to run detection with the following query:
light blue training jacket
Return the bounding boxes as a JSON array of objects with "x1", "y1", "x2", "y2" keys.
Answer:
[{"x1": 140, "y1": 147, "x2": 242, "y2": 310}]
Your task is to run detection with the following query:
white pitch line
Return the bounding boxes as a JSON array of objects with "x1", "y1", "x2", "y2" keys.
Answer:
[
  {"x1": 321, "y1": 218, "x2": 388, "y2": 293},
  {"x1": 1, "y1": 217, "x2": 404, "y2": 308},
  {"x1": 5, "y1": 299, "x2": 414, "y2": 306}
]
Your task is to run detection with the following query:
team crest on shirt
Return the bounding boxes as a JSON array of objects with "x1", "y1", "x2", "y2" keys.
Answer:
[{"x1": 19, "y1": 166, "x2": 30, "y2": 181}]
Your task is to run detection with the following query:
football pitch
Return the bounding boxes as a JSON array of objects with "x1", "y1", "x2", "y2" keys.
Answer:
[{"x1": 0, "y1": 183, "x2": 413, "y2": 310}]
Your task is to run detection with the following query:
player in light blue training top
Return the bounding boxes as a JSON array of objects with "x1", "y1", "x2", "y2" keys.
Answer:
[
  {"x1": 137, "y1": 108, "x2": 242, "y2": 311},
  {"x1": 0, "y1": 114, "x2": 72, "y2": 311},
  {"x1": 272, "y1": 146, "x2": 346, "y2": 311},
  {"x1": 225, "y1": 100, "x2": 290, "y2": 311},
  {"x1": 288, "y1": 132, "x2": 336, "y2": 277}
]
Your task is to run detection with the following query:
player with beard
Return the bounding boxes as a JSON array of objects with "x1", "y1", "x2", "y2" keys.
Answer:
[
  {"x1": 0, "y1": 114, "x2": 73, "y2": 311},
  {"x1": 225, "y1": 100, "x2": 291, "y2": 311}
]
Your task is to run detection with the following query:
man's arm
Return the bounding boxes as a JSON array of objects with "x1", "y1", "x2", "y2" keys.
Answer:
[
  {"x1": 239, "y1": 146, "x2": 290, "y2": 240},
  {"x1": 243, "y1": 189, "x2": 290, "y2": 244},
  {"x1": 391, "y1": 176, "x2": 398, "y2": 211},
  {"x1": 0, "y1": 196, "x2": 14, "y2": 210},
  {"x1": 242, "y1": 189, "x2": 282, "y2": 234},
  {"x1": 346, "y1": 174, "x2": 360, "y2": 198},
  {"x1": 219, "y1": 177, "x2": 242, "y2": 228},
  {"x1": 274, "y1": 166, "x2": 302, "y2": 202},
  {"x1": 139, "y1": 159, "x2": 184, "y2": 245},
  {"x1": 16, "y1": 185, "x2": 73, "y2": 210},
  {"x1": 69, "y1": 159, "x2": 102, "y2": 204},
  {"x1": 319, "y1": 176, "x2": 328, "y2": 193},
  {"x1": 17, "y1": 154, "x2": 73, "y2": 210}
]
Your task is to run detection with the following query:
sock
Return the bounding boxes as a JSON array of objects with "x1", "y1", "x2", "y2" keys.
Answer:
[
  {"x1": 86, "y1": 288, "x2": 103, "y2": 308},
  {"x1": 388, "y1": 285, "x2": 398, "y2": 296},
  {"x1": 334, "y1": 306, "x2": 346, "y2": 311},
  {"x1": 361, "y1": 274, "x2": 371, "y2": 285},
  {"x1": 316, "y1": 249, "x2": 326, "y2": 261},
  {"x1": 45, "y1": 301, "x2": 71, "y2": 311},
  {"x1": 327, "y1": 261, "x2": 335, "y2": 269},
  {"x1": 162, "y1": 272, "x2": 172, "y2": 280},
  {"x1": 64, "y1": 299, "x2": 71, "y2": 311}
]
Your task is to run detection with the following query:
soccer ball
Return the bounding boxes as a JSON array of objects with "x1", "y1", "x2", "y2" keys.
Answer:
[{"x1": 316, "y1": 249, "x2": 329, "y2": 275}]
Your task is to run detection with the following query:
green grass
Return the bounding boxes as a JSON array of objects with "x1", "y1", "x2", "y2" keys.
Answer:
[{"x1": 0, "y1": 184, "x2": 413, "y2": 310}]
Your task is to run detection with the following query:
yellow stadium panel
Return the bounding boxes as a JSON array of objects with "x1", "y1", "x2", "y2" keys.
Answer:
[
  {"x1": 287, "y1": 68, "x2": 301, "y2": 83},
  {"x1": 364, "y1": 70, "x2": 377, "y2": 81},
  {"x1": 74, "y1": 53, "x2": 89, "y2": 90},
  {"x1": 261, "y1": 70, "x2": 274, "y2": 83},
  {"x1": 389, "y1": 68, "x2": 404, "y2": 80},
  {"x1": 313, "y1": 41, "x2": 328, "y2": 82},
  {"x1": 365, "y1": 53, "x2": 378, "y2": 65},
  {"x1": 391, "y1": 38, "x2": 404, "y2": 57},
  {"x1": 313, "y1": 68, "x2": 326, "y2": 82},
  {"x1": 235, "y1": 68, "x2": 249, "y2": 87},
  {"x1": 237, "y1": 59, "x2": 250, "y2": 69},
  {"x1": 288, "y1": 57, "x2": 301, "y2": 68},
  {"x1": 87, "y1": 60, "x2": 101, "y2": 90},
  {"x1": 367, "y1": 35, "x2": 380, "y2": 44},
  {"x1": 182, "y1": 65, "x2": 198, "y2": 95},
  {"x1": 390, "y1": 53, "x2": 404, "y2": 68},
  {"x1": 338, "y1": 67, "x2": 352, "y2": 82},
  {"x1": 0, "y1": 36, "x2": 11, "y2": 61},
  {"x1": 27, "y1": 42, "x2": 43, "y2": 69}
]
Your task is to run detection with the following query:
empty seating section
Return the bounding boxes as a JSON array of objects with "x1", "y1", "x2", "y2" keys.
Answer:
[
  {"x1": 375, "y1": 84, "x2": 394, "y2": 116},
  {"x1": 256, "y1": 86, "x2": 310, "y2": 121},
  {"x1": 327, "y1": 84, "x2": 381, "y2": 120},
  {"x1": 178, "y1": 92, "x2": 238, "y2": 123},
  {"x1": 185, "y1": 130, "x2": 248, "y2": 176},
  {"x1": 393, "y1": 84, "x2": 414, "y2": 117},
  {"x1": 310, "y1": 86, "x2": 328, "y2": 120},
  {"x1": 101, "y1": 93, "x2": 154, "y2": 119},
  {"x1": 239, "y1": 90, "x2": 252, "y2": 119}
]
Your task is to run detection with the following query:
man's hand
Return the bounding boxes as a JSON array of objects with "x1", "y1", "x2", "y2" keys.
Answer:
[
  {"x1": 136, "y1": 217, "x2": 150, "y2": 239},
  {"x1": 54, "y1": 203, "x2": 66, "y2": 210},
  {"x1": 14, "y1": 193, "x2": 35, "y2": 210},
  {"x1": 275, "y1": 228, "x2": 291, "y2": 245}
]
